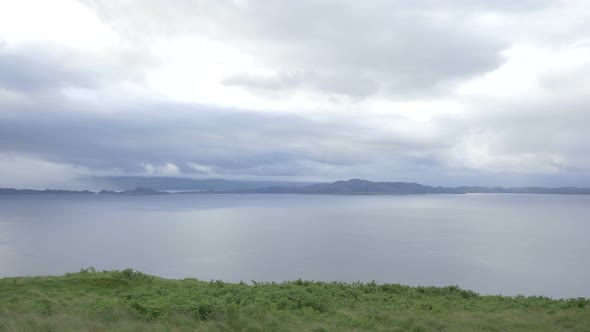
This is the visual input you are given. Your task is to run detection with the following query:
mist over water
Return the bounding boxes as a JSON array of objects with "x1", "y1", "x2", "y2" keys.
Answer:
[{"x1": 0, "y1": 194, "x2": 588, "y2": 298}]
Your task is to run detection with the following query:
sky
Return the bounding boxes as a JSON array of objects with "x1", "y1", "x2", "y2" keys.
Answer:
[{"x1": 1, "y1": 0, "x2": 590, "y2": 189}]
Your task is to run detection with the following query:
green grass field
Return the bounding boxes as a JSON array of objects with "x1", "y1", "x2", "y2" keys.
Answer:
[{"x1": 1, "y1": 268, "x2": 588, "y2": 331}]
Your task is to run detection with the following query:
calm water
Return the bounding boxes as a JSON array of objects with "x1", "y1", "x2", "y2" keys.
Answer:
[{"x1": 0, "y1": 194, "x2": 589, "y2": 298}]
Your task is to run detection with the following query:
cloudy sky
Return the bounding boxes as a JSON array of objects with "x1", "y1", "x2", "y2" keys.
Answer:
[{"x1": 1, "y1": 0, "x2": 590, "y2": 189}]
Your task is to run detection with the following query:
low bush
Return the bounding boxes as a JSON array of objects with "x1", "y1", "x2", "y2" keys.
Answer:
[{"x1": 0, "y1": 269, "x2": 588, "y2": 331}]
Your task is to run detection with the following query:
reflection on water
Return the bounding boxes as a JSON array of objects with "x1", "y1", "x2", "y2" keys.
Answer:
[{"x1": 0, "y1": 193, "x2": 589, "y2": 298}]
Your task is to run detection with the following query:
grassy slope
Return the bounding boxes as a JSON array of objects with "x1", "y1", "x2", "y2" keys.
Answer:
[{"x1": 0, "y1": 269, "x2": 589, "y2": 331}]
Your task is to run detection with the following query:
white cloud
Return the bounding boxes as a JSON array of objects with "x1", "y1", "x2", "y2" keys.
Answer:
[
  {"x1": 143, "y1": 163, "x2": 180, "y2": 176},
  {"x1": 0, "y1": 0, "x2": 118, "y2": 50}
]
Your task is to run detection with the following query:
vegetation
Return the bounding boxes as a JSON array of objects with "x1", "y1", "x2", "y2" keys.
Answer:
[{"x1": 1, "y1": 268, "x2": 589, "y2": 331}]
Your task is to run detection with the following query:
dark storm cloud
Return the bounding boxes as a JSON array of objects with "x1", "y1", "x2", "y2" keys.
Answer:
[{"x1": 0, "y1": 98, "x2": 457, "y2": 179}]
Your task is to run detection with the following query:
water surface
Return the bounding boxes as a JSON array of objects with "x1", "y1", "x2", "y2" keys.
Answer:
[{"x1": 0, "y1": 193, "x2": 588, "y2": 298}]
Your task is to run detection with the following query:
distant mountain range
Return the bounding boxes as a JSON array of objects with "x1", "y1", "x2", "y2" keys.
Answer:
[
  {"x1": 241, "y1": 179, "x2": 590, "y2": 195},
  {"x1": 2, "y1": 178, "x2": 590, "y2": 195}
]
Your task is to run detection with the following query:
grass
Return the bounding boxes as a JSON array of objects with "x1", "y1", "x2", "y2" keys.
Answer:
[{"x1": 1, "y1": 268, "x2": 589, "y2": 331}]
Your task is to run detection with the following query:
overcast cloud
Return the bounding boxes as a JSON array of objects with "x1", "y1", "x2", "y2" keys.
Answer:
[{"x1": 1, "y1": 0, "x2": 590, "y2": 189}]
